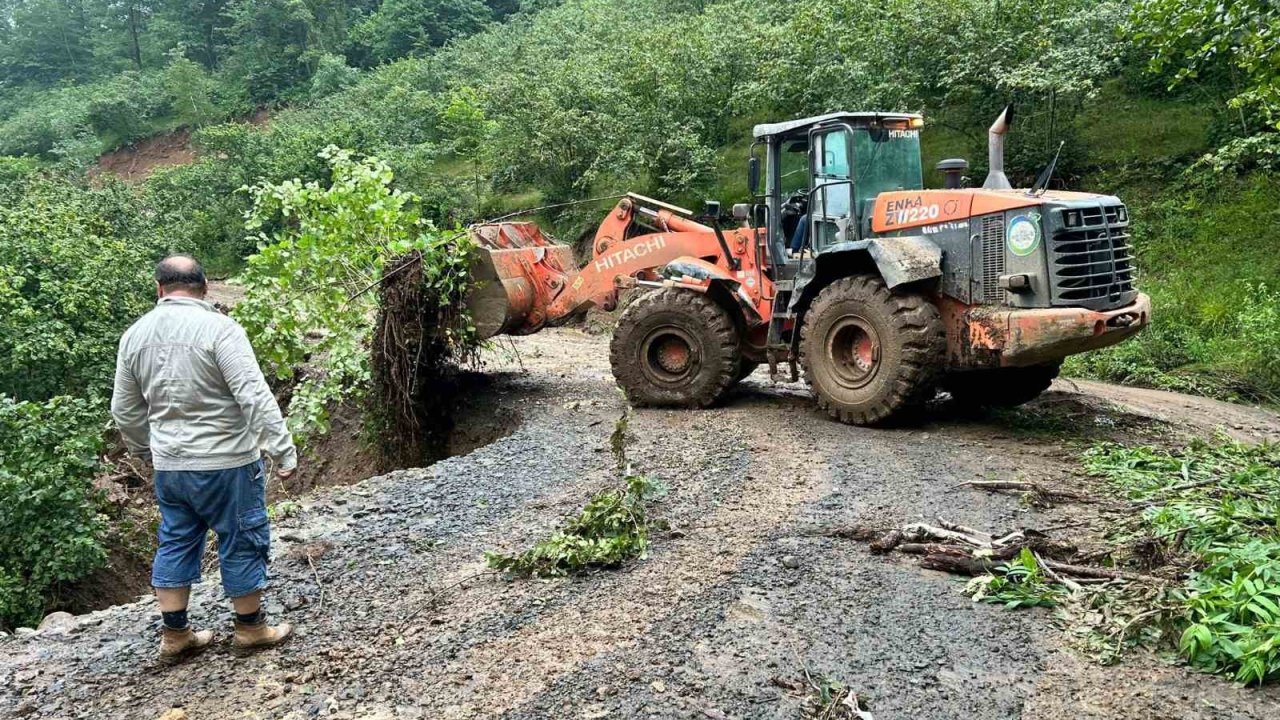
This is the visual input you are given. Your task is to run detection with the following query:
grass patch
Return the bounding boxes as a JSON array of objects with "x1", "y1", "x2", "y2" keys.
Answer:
[
  {"x1": 1076, "y1": 83, "x2": 1212, "y2": 167},
  {"x1": 967, "y1": 438, "x2": 1280, "y2": 685},
  {"x1": 1081, "y1": 439, "x2": 1280, "y2": 685},
  {"x1": 1064, "y1": 173, "x2": 1280, "y2": 405}
]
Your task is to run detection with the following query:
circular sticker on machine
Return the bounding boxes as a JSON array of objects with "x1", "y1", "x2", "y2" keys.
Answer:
[{"x1": 1007, "y1": 214, "x2": 1041, "y2": 256}]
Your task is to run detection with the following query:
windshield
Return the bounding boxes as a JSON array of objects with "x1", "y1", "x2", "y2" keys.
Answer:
[{"x1": 853, "y1": 127, "x2": 923, "y2": 218}]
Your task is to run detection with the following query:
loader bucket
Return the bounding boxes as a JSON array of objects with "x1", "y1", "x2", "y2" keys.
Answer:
[{"x1": 466, "y1": 222, "x2": 577, "y2": 339}]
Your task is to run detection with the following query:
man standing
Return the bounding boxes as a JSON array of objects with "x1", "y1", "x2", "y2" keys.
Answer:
[{"x1": 111, "y1": 255, "x2": 296, "y2": 662}]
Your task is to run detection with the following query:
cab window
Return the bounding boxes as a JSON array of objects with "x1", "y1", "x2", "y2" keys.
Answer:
[{"x1": 779, "y1": 141, "x2": 808, "y2": 197}]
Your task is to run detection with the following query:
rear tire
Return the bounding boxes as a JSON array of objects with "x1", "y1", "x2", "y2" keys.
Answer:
[
  {"x1": 800, "y1": 275, "x2": 944, "y2": 425},
  {"x1": 943, "y1": 363, "x2": 1061, "y2": 408},
  {"x1": 610, "y1": 288, "x2": 742, "y2": 407}
]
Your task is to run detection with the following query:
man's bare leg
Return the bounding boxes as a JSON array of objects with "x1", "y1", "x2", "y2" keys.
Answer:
[
  {"x1": 231, "y1": 590, "x2": 260, "y2": 616},
  {"x1": 155, "y1": 586, "x2": 190, "y2": 613}
]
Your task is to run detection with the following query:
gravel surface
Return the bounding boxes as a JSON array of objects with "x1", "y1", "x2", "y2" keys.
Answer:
[{"x1": 3, "y1": 328, "x2": 1278, "y2": 720}]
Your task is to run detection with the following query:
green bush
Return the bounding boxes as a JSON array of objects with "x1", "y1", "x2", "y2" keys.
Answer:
[
  {"x1": 0, "y1": 176, "x2": 163, "y2": 401},
  {"x1": 0, "y1": 396, "x2": 107, "y2": 630},
  {"x1": 85, "y1": 72, "x2": 172, "y2": 147}
]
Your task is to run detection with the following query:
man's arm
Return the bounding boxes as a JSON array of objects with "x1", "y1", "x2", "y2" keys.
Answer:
[
  {"x1": 214, "y1": 322, "x2": 298, "y2": 472},
  {"x1": 109, "y1": 343, "x2": 151, "y2": 460}
]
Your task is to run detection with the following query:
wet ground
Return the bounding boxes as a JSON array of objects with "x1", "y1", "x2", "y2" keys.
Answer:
[{"x1": 3, "y1": 329, "x2": 1278, "y2": 720}]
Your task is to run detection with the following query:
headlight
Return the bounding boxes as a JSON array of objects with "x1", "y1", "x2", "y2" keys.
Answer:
[{"x1": 1062, "y1": 209, "x2": 1083, "y2": 228}]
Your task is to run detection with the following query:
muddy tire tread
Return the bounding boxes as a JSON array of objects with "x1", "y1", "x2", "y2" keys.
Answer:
[
  {"x1": 610, "y1": 288, "x2": 741, "y2": 408},
  {"x1": 800, "y1": 275, "x2": 944, "y2": 425}
]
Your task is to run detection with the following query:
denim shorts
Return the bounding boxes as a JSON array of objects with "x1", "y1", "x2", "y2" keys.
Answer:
[{"x1": 151, "y1": 459, "x2": 271, "y2": 598}]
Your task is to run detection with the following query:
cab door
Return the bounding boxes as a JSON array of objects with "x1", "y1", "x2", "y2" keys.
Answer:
[{"x1": 807, "y1": 126, "x2": 856, "y2": 251}]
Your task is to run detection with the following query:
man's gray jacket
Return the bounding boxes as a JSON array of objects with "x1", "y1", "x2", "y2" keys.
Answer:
[{"x1": 110, "y1": 296, "x2": 298, "y2": 472}]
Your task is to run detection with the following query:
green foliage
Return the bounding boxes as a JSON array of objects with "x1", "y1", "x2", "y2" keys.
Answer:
[
  {"x1": 1085, "y1": 440, "x2": 1280, "y2": 552},
  {"x1": 351, "y1": 0, "x2": 492, "y2": 64},
  {"x1": 967, "y1": 548, "x2": 1066, "y2": 609},
  {"x1": 161, "y1": 51, "x2": 224, "y2": 127},
  {"x1": 485, "y1": 475, "x2": 664, "y2": 577},
  {"x1": 232, "y1": 145, "x2": 474, "y2": 440},
  {"x1": 1065, "y1": 172, "x2": 1280, "y2": 404},
  {"x1": 1085, "y1": 440, "x2": 1280, "y2": 684},
  {"x1": 309, "y1": 52, "x2": 361, "y2": 100},
  {"x1": 0, "y1": 395, "x2": 107, "y2": 630},
  {"x1": 0, "y1": 175, "x2": 162, "y2": 401},
  {"x1": 1180, "y1": 542, "x2": 1280, "y2": 685},
  {"x1": 1131, "y1": 0, "x2": 1279, "y2": 135}
]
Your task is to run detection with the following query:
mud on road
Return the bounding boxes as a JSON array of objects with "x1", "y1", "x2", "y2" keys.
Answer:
[{"x1": 3, "y1": 329, "x2": 1279, "y2": 720}]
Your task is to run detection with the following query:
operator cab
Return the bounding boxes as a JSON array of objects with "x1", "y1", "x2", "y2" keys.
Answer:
[{"x1": 749, "y1": 112, "x2": 925, "y2": 265}]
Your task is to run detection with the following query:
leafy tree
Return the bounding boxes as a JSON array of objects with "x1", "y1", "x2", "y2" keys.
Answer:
[
  {"x1": 157, "y1": 0, "x2": 231, "y2": 69},
  {"x1": 1132, "y1": 0, "x2": 1279, "y2": 135},
  {"x1": 0, "y1": 0, "x2": 95, "y2": 84},
  {"x1": 162, "y1": 49, "x2": 219, "y2": 125},
  {"x1": 352, "y1": 0, "x2": 491, "y2": 64},
  {"x1": 309, "y1": 51, "x2": 360, "y2": 99},
  {"x1": 0, "y1": 176, "x2": 161, "y2": 401},
  {"x1": 221, "y1": 0, "x2": 350, "y2": 102}
]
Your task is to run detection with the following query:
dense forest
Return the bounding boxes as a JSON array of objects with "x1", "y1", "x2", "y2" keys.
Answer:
[{"x1": 1, "y1": 0, "x2": 1278, "y2": 630}]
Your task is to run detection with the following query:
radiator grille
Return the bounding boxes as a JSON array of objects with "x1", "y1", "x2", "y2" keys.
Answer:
[
  {"x1": 980, "y1": 214, "x2": 1005, "y2": 304},
  {"x1": 1050, "y1": 204, "x2": 1136, "y2": 309}
]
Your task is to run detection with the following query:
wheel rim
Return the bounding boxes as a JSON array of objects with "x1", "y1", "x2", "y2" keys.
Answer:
[
  {"x1": 824, "y1": 314, "x2": 881, "y2": 389},
  {"x1": 641, "y1": 326, "x2": 700, "y2": 386}
]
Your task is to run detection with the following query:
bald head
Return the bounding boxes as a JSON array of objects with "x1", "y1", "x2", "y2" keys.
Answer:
[{"x1": 155, "y1": 254, "x2": 207, "y2": 298}]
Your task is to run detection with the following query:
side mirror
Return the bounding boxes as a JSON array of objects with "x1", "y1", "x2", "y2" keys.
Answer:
[{"x1": 747, "y1": 156, "x2": 760, "y2": 195}]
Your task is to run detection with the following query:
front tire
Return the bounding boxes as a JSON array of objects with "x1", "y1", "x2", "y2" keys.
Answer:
[
  {"x1": 800, "y1": 276, "x2": 944, "y2": 425},
  {"x1": 943, "y1": 363, "x2": 1061, "y2": 408},
  {"x1": 610, "y1": 289, "x2": 742, "y2": 407}
]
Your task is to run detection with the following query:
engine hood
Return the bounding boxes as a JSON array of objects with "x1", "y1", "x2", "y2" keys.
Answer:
[{"x1": 870, "y1": 188, "x2": 1121, "y2": 234}]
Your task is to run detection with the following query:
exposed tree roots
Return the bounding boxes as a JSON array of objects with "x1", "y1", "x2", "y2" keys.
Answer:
[
  {"x1": 371, "y1": 251, "x2": 472, "y2": 471},
  {"x1": 846, "y1": 518, "x2": 1169, "y2": 585}
]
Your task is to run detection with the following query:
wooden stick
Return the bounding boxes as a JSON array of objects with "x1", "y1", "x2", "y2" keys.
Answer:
[
  {"x1": 1033, "y1": 551, "x2": 1082, "y2": 593},
  {"x1": 869, "y1": 529, "x2": 904, "y2": 554},
  {"x1": 936, "y1": 517, "x2": 993, "y2": 543},
  {"x1": 1041, "y1": 560, "x2": 1167, "y2": 584},
  {"x1": 902, "y1": 522, "x2": 989, "y2": 546},
  {"x1": 950, "y1": 479, "x2": 1086, "y2": 500}
]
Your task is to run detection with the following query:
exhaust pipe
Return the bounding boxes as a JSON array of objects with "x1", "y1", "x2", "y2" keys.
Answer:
[{"x1": 982, "y1": 106, "x2": 1013, "y2": 190}]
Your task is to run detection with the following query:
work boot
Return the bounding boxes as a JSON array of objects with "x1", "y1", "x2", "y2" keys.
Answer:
[
  {"x1": 232, "y1": 618, "x2": 294, "y2": 652},
  {"x1": 159, "y1": 626, "x2": 214, "y2": 663}
]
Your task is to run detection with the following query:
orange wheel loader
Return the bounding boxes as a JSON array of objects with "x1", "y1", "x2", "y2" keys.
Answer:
[{"x1": 463, "y1": 109, "x2": 1152, "y2": 425}]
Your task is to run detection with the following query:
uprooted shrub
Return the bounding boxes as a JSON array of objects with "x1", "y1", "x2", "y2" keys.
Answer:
[
  {"x1": 1084, "y1": 439, "x2": 1280, "y2": 685},
  {"x1": 233, "y1": 146, "x2": 478, "y2": 467}
]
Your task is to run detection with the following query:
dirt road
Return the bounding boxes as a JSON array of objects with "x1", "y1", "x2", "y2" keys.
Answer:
[{"x1": 3, "y1": 329, "x2": 1278, "y2": 720}]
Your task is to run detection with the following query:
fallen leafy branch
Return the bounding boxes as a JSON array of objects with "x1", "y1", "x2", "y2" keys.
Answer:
[{"x1": 484, "y1": 475, "x2": 665, "y2": 577}]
